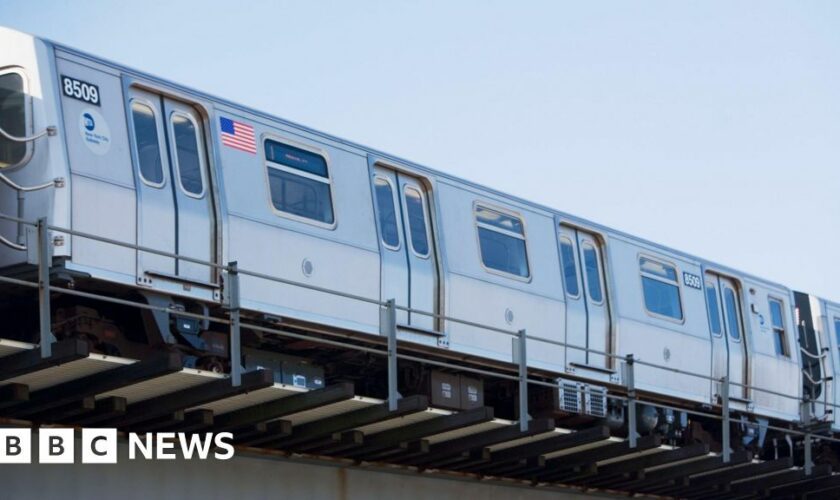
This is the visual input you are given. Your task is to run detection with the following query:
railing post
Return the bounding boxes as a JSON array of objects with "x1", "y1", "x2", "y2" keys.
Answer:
[
  {"x1": 518, "y1": 329, "x2": 529, "y2": 432},
  {"x1": 381, "y1": 299, "x2": 398, "y2": 411},
  {"x1": 801, "y1": 398, "x2": 813, "y2": 475},
  {"x1": 16, "y1": 191, "x2": 24, "y2": 245},
  {"x1": 227, "y1": 261, "x2": 242, "y2": 387},
  {"x1": 721, "y1": 376, "x2": 730, "y2": 463},
  {"x1": 37, "y1": 217, "x2": 54, "y2": 358},
  {"x1": 625, "y1": 354, "x2": 637, "y2": 448}
]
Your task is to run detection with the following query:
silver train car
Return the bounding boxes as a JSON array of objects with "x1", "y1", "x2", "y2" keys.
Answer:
[{"x1": 0, "y1": 26, "x2": 837, "y2": 458}]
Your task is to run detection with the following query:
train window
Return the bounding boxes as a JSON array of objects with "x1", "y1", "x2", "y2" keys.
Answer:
[
  {"x1": 582, "y1": 243, "x2": 603, "y2": 303},
  {"x1": 171, "y1": 113, "x2": 205, "y2": 197},
  {"x1": 265, "y1": 139, "x2": 334, "y2": 225},
  {"x1": 404, "y1": 187, "x2": 430, "y2": 257},
  {"x1": 475, "y1": 205, "x2": 530, "y2": 279},
  {"x1": 130, "y1": 101, "x2": 164, "y2": 186},
  {"x1": 559, "y1": 238, "x2": 579, "y2": 297},
  {"x1": 723, "y1": 288, "x2": 741, "y2": 341},
  {"x1": 835, "y1": 318, "x2": 840, "y2": 351},
  {"x1": 705, "y1": 282, "x2": 722, "y2": 336},
  {"x1": 374, "y1": 178, "x2": 400, "y2": 249},
  {"x1": 0, "y1": 72, "x2": 26, "y2": 169},
  {"x1": 768, "y1": 298, "x2": 788, "y2": 357},
  {"x1": 640, "y1": 257, "x2": 683, "y2": 320}
]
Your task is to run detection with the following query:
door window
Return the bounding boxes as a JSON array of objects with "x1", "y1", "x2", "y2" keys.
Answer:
[
  {"x1": 374, "y1": 177, "x2": 400, "y2": 249},
  {"x1": 582, "y1": 243, "x2": 603, "y2": 303},
  {"x1": 171, "y1": 113, "x2": 205, "y2": 197},
  {"x1": 705, "y1": 282, "x2": 722, "y2": 336},
  {"x1": 404, "y1": 186, "x2": 430, "y2": 257},
  {"x1": 723, "y1": 287, "x2": 742, "y2": 341},
  {"x1": 130, "y1": 101, "x2": 165, "y2": 186},
  {"x1": 768, "y1": 298, "x2": 788, "y2": 357},
  {"x1": 559, "y1": 238, "x2": 579, "y2": 297}
]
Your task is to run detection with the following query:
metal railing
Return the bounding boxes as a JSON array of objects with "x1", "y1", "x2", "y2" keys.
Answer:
[{"x1": 0, "y1": 210, "x2": 837, "y2": 472}]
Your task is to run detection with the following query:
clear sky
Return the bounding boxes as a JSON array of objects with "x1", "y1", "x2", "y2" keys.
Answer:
[{"x1": 3, "y1": 1, "x2": 839, "y2": 299}]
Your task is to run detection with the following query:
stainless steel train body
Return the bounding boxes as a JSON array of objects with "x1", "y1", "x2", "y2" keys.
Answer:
[{"x1": 0, "y1": 26, "x2": 832, "y2": 429}]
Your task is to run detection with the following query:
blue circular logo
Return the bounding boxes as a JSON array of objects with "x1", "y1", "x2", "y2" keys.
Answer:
[{"x1": 83, "y1": 113, "x2": 95, "y2": 131}]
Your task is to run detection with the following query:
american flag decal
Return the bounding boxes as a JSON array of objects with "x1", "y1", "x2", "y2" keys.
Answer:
[{"x1": 219, "y1": 116, "x2": 256, "y2": 154}]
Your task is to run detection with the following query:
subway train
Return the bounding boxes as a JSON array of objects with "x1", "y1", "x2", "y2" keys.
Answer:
[{"x1": 0, "y1": 26, "x2": 838, "y2": 461}]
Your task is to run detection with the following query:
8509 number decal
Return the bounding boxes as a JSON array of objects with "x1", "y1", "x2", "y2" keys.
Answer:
[
  {"x1": 61, "y1": 75, "x2": 100, "y2": 105},
  {"x1": 683, "y1": 272, "x2": 703, "y2": 290}
]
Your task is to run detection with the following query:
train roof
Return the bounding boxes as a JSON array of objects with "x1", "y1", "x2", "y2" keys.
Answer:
[{"x1": 9, "y1": 26, "x2": 821, "y2": 300}]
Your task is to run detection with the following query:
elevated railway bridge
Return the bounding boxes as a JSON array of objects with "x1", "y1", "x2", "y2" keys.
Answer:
[{"x1": 0, "y1": 214, "x2": 837, "y2": 499}]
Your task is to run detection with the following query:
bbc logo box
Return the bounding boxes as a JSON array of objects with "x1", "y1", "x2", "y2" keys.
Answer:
[
  {"x1": 0, "y1": 428, "x2": 233, "y2": 463},
  {"x1": 0, "y1": 428, "x2": 117, "y2": 464},
  {"x1": 0, "y1": 429, "x2": 31, "y2": 464}
]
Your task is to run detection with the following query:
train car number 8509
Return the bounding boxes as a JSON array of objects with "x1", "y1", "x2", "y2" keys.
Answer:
[{"x1": 61, "y1": 75, "x2": 100, "y2": 105}]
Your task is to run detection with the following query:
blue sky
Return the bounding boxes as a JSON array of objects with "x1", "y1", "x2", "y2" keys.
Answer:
[{"x1": 3, "y1": 1, "x2": 839, "y2": 299}]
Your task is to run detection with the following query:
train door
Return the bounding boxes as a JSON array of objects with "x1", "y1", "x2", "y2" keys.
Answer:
[
  {"x1": 127, "y1": 88, "x2": 216, "y2": 286},
  {"x1": 558, "y1": 225, "x2": 610, "y2": 369},
  {"x1": 706, "y1": 273, "x2": 748, "y2": 400},
  {"x1": 826, "y1": 303, "x2": 840, "y2": 424},
  {"x1": 372, "y1": 166, "x2": 438, "y2": 332}
]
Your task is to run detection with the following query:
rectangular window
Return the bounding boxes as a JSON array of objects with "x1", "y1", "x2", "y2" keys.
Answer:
[
  {"x1": 476, "y1": 205, "x2": 529, "y2": 279},
  {"x1": 0, "y1": 71, "x2": 26, "y2": 169},
  {"x1": 768, "y1": 298, "x2": 788, "y2": 357},
  {"x1": 265, "y1": 139, "x2": 334, "y2": 225},
  {"x1": 640, "y1": 257, "x2": 683, "y2": 320}
]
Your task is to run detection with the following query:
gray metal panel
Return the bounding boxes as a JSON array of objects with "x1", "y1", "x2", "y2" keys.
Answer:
[
  {"x1": 163, "y1": 97, "x2": 215, "y2": 283},
  {"x1": 397, "y1": 172, "x2": 437, "y2": 332},
  {"x1": 559, "y1": 226, "x2": 587, "y2": 367},
  {"x1": 439, "y1": 182, "x2": 567, "y2": 372},
  {"x1": 373, "y1": 167, "x2": 410, "y2": 326},
  {"x1": 56, "y1": 57, "x2": 134, "y2": 187},
  {"x1": 127, "y1": 87, "x2": 176, "y2": 280},
  {"x1": 610, "y1": 236, "x2": 714, "y2": 403},
  {"x1": 226, "y1": 116, "x2": 381, "y2": 333}
]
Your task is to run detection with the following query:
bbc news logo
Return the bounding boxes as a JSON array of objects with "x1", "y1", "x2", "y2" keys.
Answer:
[{"x1": 0, "y1": 428, "x2": 234, "y2": 464}]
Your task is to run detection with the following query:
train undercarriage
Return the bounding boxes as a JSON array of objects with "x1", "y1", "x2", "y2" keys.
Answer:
[{"x1": 0, "y1": 267, "x2": 837, "y2": 498}]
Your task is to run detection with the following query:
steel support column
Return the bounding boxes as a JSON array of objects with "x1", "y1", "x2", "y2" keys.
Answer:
[
  {"x1": 37, "y1": 217, "x2": 54, "y2": 358},
  {"x1": 227, "y1": 261, "x2": 242, "y2": 387}
]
